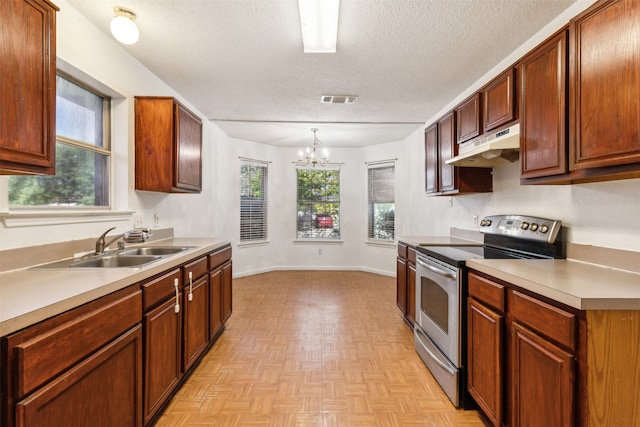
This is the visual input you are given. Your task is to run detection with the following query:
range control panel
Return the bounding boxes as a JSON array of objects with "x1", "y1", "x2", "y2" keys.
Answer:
[{"x1": 479, "y1": 214, "x2": 562, "y2": 244}]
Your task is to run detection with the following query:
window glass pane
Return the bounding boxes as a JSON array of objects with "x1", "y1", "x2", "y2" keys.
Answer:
[
  {"x1": 56, "y1": 75, "x2": 105, "y2": 147},
  {"x1": 296, "y1": 169, "x2": 340, "y2": 239},
  {"x1": 8, "y1": 74, "x2": 110, "y2": 208},
  {"x1": 9, "y1": 142, "x2": 109, "y2": 207},
  {"x1": 240, "y1": 163, "x2": 268, "y2": 241},
  {"x1": 368, "y1": 165, "x2": 395, "y2": 240}
]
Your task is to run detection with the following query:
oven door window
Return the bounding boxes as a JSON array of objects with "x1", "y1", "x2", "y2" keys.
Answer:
[{"x1": 421, "y1": 277, "x2": 449, "y2": 334}]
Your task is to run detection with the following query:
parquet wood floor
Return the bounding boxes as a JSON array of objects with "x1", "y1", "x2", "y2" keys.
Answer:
[{"x1": 155, "y1": 271, "x2": 489, "y2": 426}]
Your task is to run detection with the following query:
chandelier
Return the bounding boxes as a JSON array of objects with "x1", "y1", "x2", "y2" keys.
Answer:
[{"x1": 296, "y1": 128, "x2": 329, "y2": 167}]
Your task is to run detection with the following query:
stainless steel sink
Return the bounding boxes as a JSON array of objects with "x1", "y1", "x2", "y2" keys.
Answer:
[
  {"x1": 119, "y1": 246, "x2": 193, "y2": 256},
  {"x1": 69, "y1": 255, "x2": 162, "y2": 268}
]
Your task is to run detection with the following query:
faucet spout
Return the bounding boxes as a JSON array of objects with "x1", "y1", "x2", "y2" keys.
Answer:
[{"x1": 95, "y1": 227, "x2": 117, "y2": 254}]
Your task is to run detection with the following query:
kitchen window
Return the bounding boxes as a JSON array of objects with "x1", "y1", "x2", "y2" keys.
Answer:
[
  {"x1": 296, "y1": 167, "x2": 341, "y2": 239},
  {"x1": 240, "y1": 159, "x2": 268, "y2": 242},
  {"x1": 8, "y1": 73, "x2": 111, "y2": 208},
  {"x1": 367, "y1": 162, "x2": 395, "y2": 241}
]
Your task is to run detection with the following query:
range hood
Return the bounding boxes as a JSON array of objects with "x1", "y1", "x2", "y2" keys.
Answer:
[{"x1": 445, "y1": 123, "x2": 520, "y2": 167}]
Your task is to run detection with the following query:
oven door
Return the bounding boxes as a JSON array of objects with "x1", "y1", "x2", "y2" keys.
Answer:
[{"x1": 414, "y1": 253, "x2": 461, "y2": 367}]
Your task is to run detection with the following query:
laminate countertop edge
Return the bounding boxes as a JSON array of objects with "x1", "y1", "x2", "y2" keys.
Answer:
[
  {"x1": 467, "y1": 258, "x2": 640, "y2": 311},
  {"x1": 0, "y1": 237, "x2": 231, "y2": 336}
]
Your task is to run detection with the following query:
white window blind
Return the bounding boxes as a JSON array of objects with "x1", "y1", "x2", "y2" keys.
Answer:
[
  {"x1": 367, "y1": 162, "x2": 395, "y2": 240},
  {"x1": 240, "y1": 160, "x2": 268, "y2": 242},
  {"x1": 296, "y1": 167, "x2": 341, "y2": 239}
]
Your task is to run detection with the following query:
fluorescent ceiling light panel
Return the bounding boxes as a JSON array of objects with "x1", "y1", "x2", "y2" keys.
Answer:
[{"x1": 298, "y1": 0, "x2": 339, "y2": 53}]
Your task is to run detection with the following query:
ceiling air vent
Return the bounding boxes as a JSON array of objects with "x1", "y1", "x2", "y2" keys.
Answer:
[{"x1": 320, "y1": 95, "x2": 357, "y2": 104}]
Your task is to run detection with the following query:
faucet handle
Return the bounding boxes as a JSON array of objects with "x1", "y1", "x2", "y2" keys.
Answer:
[{"x1": 98, "y1": 227, "x2": 117, "y2": 240}]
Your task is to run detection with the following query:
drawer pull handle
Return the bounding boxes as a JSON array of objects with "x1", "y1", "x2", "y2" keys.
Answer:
[
  {"x1": 188, "y1": 271, "x2": 193, "y2": 301},
  {"x1": 174, "y1": 278, "x2": 180, "y2": 313}
]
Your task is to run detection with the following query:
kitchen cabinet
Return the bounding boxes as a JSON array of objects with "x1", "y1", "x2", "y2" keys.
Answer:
[
  {"x1": 520, "y1": 29, "x2": 569, "y2": 179},
  {"x1": 141, "y1": 269, "x2": 182, "y2": 425},
  {"x1": 395, "y1": 242, "x2": 415, "y2": 328},
  {"x1": 208, "y1": 247, "x2": 232, "y2": 342},
  {"x1": 467, "y1": 274, "x2": 505, "y2": 427},
  {"x1": 425, "y1": 114, "x2": 492, "y2": 196},
  {"x1": 1, "y1": 285, "x2": 143, "y2": 427},
  {"x1": 182, "y1": 257, "x2": 210, "y2": 372},
  {"x1": 0, "y1": 0, "x2": 58, "y2": 175},
  {"x1": 468, "y1": 269, "x2": 640, "y2": 426},
  {"x1": 483, "y1": 68, "x2": 517, "y2": 132},
  {"x1": 134, "y1": 97, "x2": 203, "y2": 193},
  {"x1": 521, "y1": 0, "x2": 640, "y2": 184},
  {"x1": 455, "y1": 93, "x2": 482, "y2": 144},
  {"x1": 570, "y1": 0, "x2": 640, "y2": 171}
]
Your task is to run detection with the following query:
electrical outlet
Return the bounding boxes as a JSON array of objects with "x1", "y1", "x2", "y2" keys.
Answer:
[
  {"x1": 154, "y1": 214, "x2": 160, "y2": 227},
  {"x1": 448, "y1": 196, "x2": 453, "y2": 207},
  {"x1": 473, "y1": 215, "x2": 478, "y2": 227},
  {"x1": 318, "y1": 248, "x2": 322, "y2": 255},
  {"x1": 133, "y1": 215, "x2": 143, "y2": 228}
]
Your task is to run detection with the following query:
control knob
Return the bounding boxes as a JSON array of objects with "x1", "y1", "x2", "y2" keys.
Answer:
[
  {"x1": 540, "y1": 224, "x2": 549, "y2": 233},
  {"x1": 530, "y1": 223, "x2": 539, "y2": 232},
  {"x1": 520, "y1": 222, "x2": 529, "y2": 230}
]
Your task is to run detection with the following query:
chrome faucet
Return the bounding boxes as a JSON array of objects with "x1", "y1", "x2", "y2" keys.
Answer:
[{"x1": 95, "y1": 227, "x2": 125, "y2": 254}]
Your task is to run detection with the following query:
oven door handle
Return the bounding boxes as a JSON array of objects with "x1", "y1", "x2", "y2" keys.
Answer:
[
  {"x1": 415, "y1": 329, "x2": 456, "y2": 375},
  {"x1": 416, "y1": 257, "x2": 456, "y2": 279}
]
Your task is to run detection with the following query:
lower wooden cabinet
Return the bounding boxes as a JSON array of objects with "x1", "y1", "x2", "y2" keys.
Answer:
[
  {"x1": 182, "y1": 274, "x2": 209, "y2": 372},
  {"x1": 16, "y1": 326, "x2": 143, "y2": 427},
  {"x1": 221, "y1": 261, "x2": 233, "y2": 323},
  {"x1": 395, "y1": 242, "x2": 415, "y2": 328}
]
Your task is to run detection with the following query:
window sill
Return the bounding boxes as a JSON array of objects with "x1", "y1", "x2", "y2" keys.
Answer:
[
  {"x1": 238, "y1": 240, "x2": 270, "y2": 248},
  {"x1": 1, "y1": 210, "x2": 133, "y2": 228},
  {"x1": 366, "y1": 240, "x2": 396, "y2": 248},
  {"x1": 293, "y1": 239, "x2": 343, "y2": 245}
]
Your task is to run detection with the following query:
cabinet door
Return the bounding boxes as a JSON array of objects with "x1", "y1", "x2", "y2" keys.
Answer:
[
  {"x1": 456, "y1": 93, "x2": 482, "y2": 144},
  {"x1": 437, "y1": 112, "x2": 456, "y2": 193},
  {"x1": 395, "y1": 256, "x2": 407, "y2": 314},
  {"x1": 175, "y1": 104, "x2": 203, "y2": 191},
  {"x1": 143, "y1": 296, "x2": 182, "y2": 424},
  {"x1": 183, "y1": 275, "x2": 209, "y2": 372},
  {"x1": 221, "y1": 261, "x2": 233, "y2": 323},
  {"x1": 468, "y1": 298, "x2": 503, "y2": 427},
  {"x1": 16, "y1": 326, "x2": 143, "y2": 427},
  {"x1": 484, "y1": 68, "x2": 516, "y2": 132},
  {"x1": 406, "y1": 261, "x2": 416, "y2": 326},
  {"x1": 0, "y1": 0, "x2": 57, "y2": 175},
  {"x1": 424, "y1": 124, "x2": 438, "y2": 194},
  {"x1": 570, "y1": 0, "x2": 640, "y2": 170},
  {"x1": 209, "y1": 268, "x2": 224, "y2": 340},
  {"x1": 511, "y1": 322, "x2": 575, "y2": 427},
  {"x1": 520, "y1": 30, "x2": 569, "y2": 179}
]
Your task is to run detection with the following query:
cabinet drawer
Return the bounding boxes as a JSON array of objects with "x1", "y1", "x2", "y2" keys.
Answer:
[
  {"x1": 408, "y1": 247, "x2": 416, "y2": 264},
  {"x1": 142, "y1": 268, "x2": 181, "y2": 311},
  {"x1": 183, "y1": 256, "x2": 208, "y2": 283},
  {"x1": 397, "y1": 243, "x2": 408, "y2": 259},
  {"x1": 469, "y1": 272, "x2": 505, "y2": 312},
  {"x1": 208, "y1": 246, "x2": 231, "y2": 270},
  {"x1": 511, "y1": 290, "x2": 576, "y2": 351},
  {"x1": 13, "y1": 287, "x2": 141, "y2": 398}
]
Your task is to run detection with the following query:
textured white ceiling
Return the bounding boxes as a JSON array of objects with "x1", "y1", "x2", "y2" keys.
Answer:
[{"x1": 63, "y1": 0, "x2": 576, "y2": 147}]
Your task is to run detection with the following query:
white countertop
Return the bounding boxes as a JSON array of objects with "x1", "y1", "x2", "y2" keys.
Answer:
[
  {"x1": 397, "y1": 235, "x2": 483, "y2": 247},
  {"x1": 468, "y1": 258, "x2": 640, "y2": 311},
  {"x1": 0, "y1": 237, "x2": 230, "y2": 336}
]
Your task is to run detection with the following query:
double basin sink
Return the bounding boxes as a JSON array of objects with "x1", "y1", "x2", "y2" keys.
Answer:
[{"x1": 33, "y1": 246, "x2": 194, "y2": 270}]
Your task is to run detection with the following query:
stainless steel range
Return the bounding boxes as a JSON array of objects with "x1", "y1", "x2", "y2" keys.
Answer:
[{"x1": 414, "y1": 214, "x2": 564, "y2": 408}]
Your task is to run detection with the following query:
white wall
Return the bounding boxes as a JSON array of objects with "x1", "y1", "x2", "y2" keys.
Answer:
[{"x1": 1, "y1": 0, "x2": 638, "y2": 279}]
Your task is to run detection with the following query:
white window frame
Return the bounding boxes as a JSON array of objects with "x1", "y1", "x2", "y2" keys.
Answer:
[
  {"x1": 367, "y1": 161, "x2": 395, "y2": 242},
  {"x1": 295, "y1": 166, "x2": 341, "y2": 241},
  {"x1": 239, "y1": 158, "x2": 269, "y2": 244}
]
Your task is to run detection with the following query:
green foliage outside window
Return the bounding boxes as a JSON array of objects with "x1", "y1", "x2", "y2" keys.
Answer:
[{"x1": 296, "y1": 168, "x2": 340, "y2": 239}]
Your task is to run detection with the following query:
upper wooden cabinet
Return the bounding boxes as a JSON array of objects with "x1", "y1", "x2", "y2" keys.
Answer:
[
  {"x1": 570, "y1": 0, "x2": 640, "y2": 170},
  {"x1": 483, "y1": 68, "x2": 517, "y2": 132},
  {"x1": 520, "y1": 29, "x2": 569, "y2": 179},
  {"x1": 425, "y1": 114, "x2": 492, "y2": 196},
  {"x1": 455, "y1": 93, "x2": 482, "y2": 144},
  {"x1": 0, "y1": 0, "x2": 58, "y2": 175},
  {"x1": 135, "y1": 97, "x2": 203, "y2": 193}
]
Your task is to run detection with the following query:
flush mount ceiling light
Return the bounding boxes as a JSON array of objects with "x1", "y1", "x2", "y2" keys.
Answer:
[
  {"x1": 110, "y1": 6, "x2": 139, "y2": 45},
  {"x1": 295, "y1": 128, "x2": 330, "y2": 167},
  {"x1": 298, "y1": 0, "x2": 340, "y2": 53}
]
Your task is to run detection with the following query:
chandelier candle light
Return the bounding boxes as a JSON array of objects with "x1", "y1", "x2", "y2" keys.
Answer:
[{"x1": 297, "y1": 128, "x2": 329, "y2": 167}]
